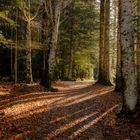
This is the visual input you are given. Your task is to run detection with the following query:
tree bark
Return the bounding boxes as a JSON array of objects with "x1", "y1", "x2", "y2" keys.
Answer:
[
  {"x1": 136, "y1": 0, "x2": 140, "y2": 94},
  {"x1": 48, "y1": 2, "x2": 61, "y2": 88},
  {"x1": 120, "y1": 0, "x2": 138, "y2": 112},
  {"x1": 98, "y1": 0, "x2": 112, "y2": 85},
  {"x1": 41, "y1": 0, "x2": 61, "y2": 89},
  {"x1": 68, "y1": 3, "x2": 74, "y2": 80},
  {"x1": 103, "y1": 0, "x2": 111, "y2": 85},
  {"x1": 26, "y1": 20, "x2": 33, "y2": 84},
  {"x1": 40, "y1": 3, "x2": 48, "y2": 85},
  {"x1": 115, "y1": 0, "x2": 124, "y2": 92},
  {"x1": 40, "y1": 0, "x2": 72, "y2": 89},
  {"x1": 98, "y1": 0, "x2": 105, "y2": 83},
  {"x1": 14, "y1": 9, "x2": 18, "y2": 84},
  {"x1": 111, "y1": 0, "x2": 117, "y2": 81},
  {"x1": 10, "y1": 28, "x2": 14, "y2": 80}
]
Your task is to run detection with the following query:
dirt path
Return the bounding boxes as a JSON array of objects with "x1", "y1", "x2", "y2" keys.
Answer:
[{"x1": 0, "y1": 81, "x2": 122, "y2": 140}]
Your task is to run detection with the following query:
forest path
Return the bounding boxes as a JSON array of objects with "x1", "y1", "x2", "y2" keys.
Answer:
[{"x1": 0, "y1": 81, "x2": 122, "y2": 140}]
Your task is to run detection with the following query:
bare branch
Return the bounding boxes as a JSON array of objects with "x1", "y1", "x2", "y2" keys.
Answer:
[
  {"x1": 61, "y1": 0, "x2": 72, "y2": 9},
  {"x1": 31, "y1": 4, "x2": 41, "y2": 21}
]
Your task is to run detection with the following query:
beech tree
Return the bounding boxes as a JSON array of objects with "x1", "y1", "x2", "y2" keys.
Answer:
[
  {"x1": 40, "y1": 0, "x2": 72, "y2": 89},
  {"x1": 17, "y1": 0, "x2": 40, "y2": 84},
  {"x1": 120, "y1": 0, "x2": 138, "y2": 112}
]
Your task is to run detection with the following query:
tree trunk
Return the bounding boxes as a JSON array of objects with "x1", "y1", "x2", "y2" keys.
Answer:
[
  {"x1": 48, "y1": 5, "x2": 60, "y2": 88},
  {"x1": 68, "y1": 42, "x2": 73, "y2": 80},
  {"x1": 40, "y1": 3, "x2": 48, "y2": 85},
  {"x1": 120, "y1": 0, "x2": 138, "y2": 112},
  {"x1": 10, "y1": 28, "x2": 14, "y2": 80},
  {"x1": 26, "y1": 21, "x2": 33, "y2": 84},
  {"x1": 110, "y1": 0, "x2": 117, "y2": 83},
  {"x1": 98, "y1": 0, "x2": 112, "y2": 85},
  {"x1": 14, "y1": 9, "x2": 18, "y2": 84},
  {"x1": 98, "y1": 0, "x2": 105, "y2": 83},
  {"x1": 68, "y1": 3, "x2": 74, "y2": 80},
  {"x1": 41, "y1": 0, "x2": 71, "y2": 89},
  {"x1": 115, "y1": 0, "x2": 124, "y2": 92},
  {"x1": 136, "y1": 0, "x2": 140, "y2": 94},
  {"x1": 103, "y1": 0, "x2": 111, "y2": 85},
  {"x1": 41, "y1": 0, "x2": 61, "y2": 89}
]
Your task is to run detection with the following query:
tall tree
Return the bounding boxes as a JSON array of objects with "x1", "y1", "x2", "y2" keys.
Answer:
[
  {"x1": 40, "y1": 0, "x2": 72, "y2": 89},
  {"x1": 103, "y1": 0, "x2": 111, "y2": 84},
  {"x1": 98, "y1": 0, "x2": 112, "y2": 85},
  {"x1": 68, "y1": 2, "x2": 74, "y2": 80},
  {"x1": 136, "y1": 0, "x2": 140, "y2": 93},
  {"x1": 110, "y1": 0, "x2": 117, "y2": 82},
  {"x1": 14, "y1": 9, "x2": 18, "y2": 84},
  {"x1": 115, "y1": 0, "x2": 124, "y2": 92},
  {"x1": 58, "y1": 0, "x2": 99, "y2": 81},
  {"x1": 98, "y1": 0, "x2": 105, "y2": 84},
  {"x1": 120, "y1": 0, "x2": 138, "y2": 112},
  {"x1": 17, "y1": 0, "x2": 40, "y2": 83},
  {"x1": 40, "y1": 2, "x2": 51, "y2": 87}
]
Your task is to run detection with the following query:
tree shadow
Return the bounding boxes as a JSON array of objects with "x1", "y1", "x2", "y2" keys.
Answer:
[
  {"x1": 0, "y1": 83, "x2": 111, "y2": 110},
  {"x1": 0, "y1": 82, "x2": 121, "y2": 140}
]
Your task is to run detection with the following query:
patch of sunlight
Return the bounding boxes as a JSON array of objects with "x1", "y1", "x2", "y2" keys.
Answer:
[
  {"x1": 56, "y1": 82, "x2": 93, "y2": 91},
  {"x1": 5, "y1": 100, "x2": 48, "y2": 118},
  {"x1": 68, "y1": 104, "x2": 119, "y2": 139},
  {"x1": 47, "y1": 111, "x2": 99, "y2": 139},
  {"x1": 54, "y1": 91, "x2": 93, "y2": 107},
  {"x1": 50, "y1": 105, "x2": 98, "y2": 124},
  {"x1": 0, "y1": 91, "x2": 10, "y2": 96},
  {"x1": 64, "y1": 89, "x2": 113, "y2": 107},
  {"x1": 0, "y1": 92, "x2": 48, "y2": 110}
]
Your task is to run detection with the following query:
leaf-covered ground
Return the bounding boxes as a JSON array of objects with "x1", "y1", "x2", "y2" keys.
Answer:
[{"x1": 0, "y1": 81, "x2": 140, "y2": 140}]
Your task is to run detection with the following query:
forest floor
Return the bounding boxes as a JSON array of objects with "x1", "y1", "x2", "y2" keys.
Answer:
[{"x1": 0, "y1": 81, "x2": 140, "y2": 140}]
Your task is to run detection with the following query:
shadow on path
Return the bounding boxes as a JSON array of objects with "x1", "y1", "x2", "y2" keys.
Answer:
[{"x1": 0, "y1": 81, "x2": 122, "y2": 140}]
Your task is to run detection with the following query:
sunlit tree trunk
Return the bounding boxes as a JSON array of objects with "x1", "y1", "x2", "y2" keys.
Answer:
[
  {"x1": 16, "y1": 0, "x2": 40, "y2": 83},
  {"x1": 111, "y1": 0, "x2": 117, "y2": 82},
  {"x1": 98, "y1": 0, "x2": 105, "y2": 83},
  {"x1": 98, "y1": 0, "x2": 112, "y2": 85},
  {"x1": 120, "y1": 0, "x2": 138, "y2": 112}
]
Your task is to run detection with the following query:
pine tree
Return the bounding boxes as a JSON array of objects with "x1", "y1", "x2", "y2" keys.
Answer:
[{"x1": 98, "y1": 0, "x2": 112, "y2": 85}]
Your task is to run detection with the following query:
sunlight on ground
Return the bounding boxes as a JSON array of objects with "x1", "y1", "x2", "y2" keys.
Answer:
[
  {"x1": 0, "y1": 82, "x2": 121, "y2": 139},
  {"x1": 63, "y1": 89, "x2": 113, "y2": 107},
  {"x1": 47, "y1": 111, "x2": 99, "y2": 139},
  {"x1": 68, "y1": 104, "x2": 119, "y2": 139},
  {"x1": 4, "y1": 83, "x2": 113, "y2": 120}
]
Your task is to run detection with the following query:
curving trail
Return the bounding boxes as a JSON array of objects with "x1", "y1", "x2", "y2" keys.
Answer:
[{"x1": 0, "y1": 81, "x2": 122, "y2": 140}]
